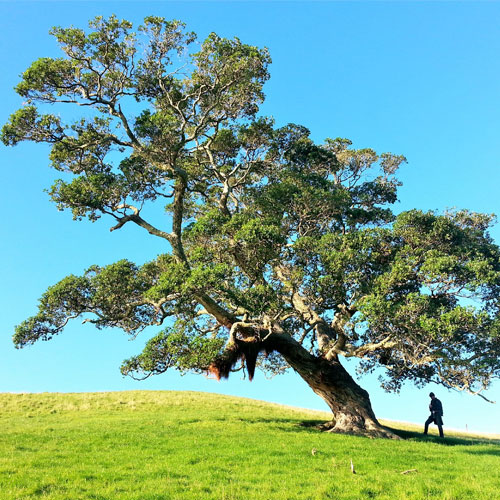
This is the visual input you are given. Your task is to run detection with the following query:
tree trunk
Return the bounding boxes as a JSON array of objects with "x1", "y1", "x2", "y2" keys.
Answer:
[
  {"x1": 292, "y1": 357, "x2": 399, "y2": 439},
  {"x1": 267, "y1": 333, "x2": 400, "y2": 439}
]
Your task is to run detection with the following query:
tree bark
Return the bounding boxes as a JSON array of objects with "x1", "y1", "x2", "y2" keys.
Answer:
[{"x1": 267, "y1": 333, "x2": 400, "y2": 439}]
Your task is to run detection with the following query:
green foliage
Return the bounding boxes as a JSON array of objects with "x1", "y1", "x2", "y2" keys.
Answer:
[
  {"x1": 121, "y1": 323, "x2": 225, "y2": 379},
  {"x1": 143, "y1": 255, "x2": 187, "y2": 302},
  {"x1": 191, "y1": 33, "x2": 271, "y2": 119},
  {"x1": 3, "y1": 15, "x2": 500, "y2": 398},
  {"x1": 13, "y1": 274, "x2": 91, "y2": 346},
  {"x1": 49, "y1": 173, "x2": 122, "y2": 221},
  {"x1": 1, "y1": 106, "x2": 64, "y2": 146},
  {"x1": 14, "y1": 259, "x2": 164, "y2": 347},
  {"x1": 353, "y1": 210, "x2": 500, "y2": 392},
  {"x1": 15, "y1": 58, "x2": 77, "y2": 100}
]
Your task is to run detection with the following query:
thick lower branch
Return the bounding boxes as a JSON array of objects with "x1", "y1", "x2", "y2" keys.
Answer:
[{"x1": 195, "y1": 292, "x2": 237, "y2": 328}]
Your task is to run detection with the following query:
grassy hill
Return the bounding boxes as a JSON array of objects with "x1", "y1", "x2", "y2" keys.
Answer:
[{"x1": 1, "y1": 391, "x2": 499, "y2": 499}]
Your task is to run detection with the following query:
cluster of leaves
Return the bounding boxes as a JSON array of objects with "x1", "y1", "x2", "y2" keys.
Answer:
[
  {"x1": 14, "y1": 260, "x2": 157, "y2": 346},
  {"x1": 120, "y1": 320, "x2": 226, "y2": 379},
  {"x1": 355, "y1": 210, "x2": 500, "y2": 393}
]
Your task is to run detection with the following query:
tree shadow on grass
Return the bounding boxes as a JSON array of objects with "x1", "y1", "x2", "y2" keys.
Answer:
[
  {"x1": 465, "y1": 448, "x2": 500, "y2": 456},
  {"x1": 279, "y1": 419, "x2": 500, "y2": 448},
  {"x1": 259, "y1": 418, "x2": 327, "y2": 434},
  {"x1": 238, "y1": 416, "x2": 500, "y2": 449},
  {"x1": 385, "y1": 426, "x2": 500, "y2": 447},
  {"x1": 239, "y1": 416, "x2": 308, "y2": 426},
  {"x1": 293, "y1": 420, "x2": 462, "y2": 441},
  {"x1": 295, "y1": 419, "x2": 326, "y2": 428}
]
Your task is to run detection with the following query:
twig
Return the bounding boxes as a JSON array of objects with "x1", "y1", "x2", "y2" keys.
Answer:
[{"x1": 400, "y1": 469, "x2": 418, "y2": 475}]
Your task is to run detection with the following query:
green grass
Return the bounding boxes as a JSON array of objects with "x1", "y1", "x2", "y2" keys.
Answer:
[{"x1": 1, "y1": 391, "x2": 499, "y2": 499}]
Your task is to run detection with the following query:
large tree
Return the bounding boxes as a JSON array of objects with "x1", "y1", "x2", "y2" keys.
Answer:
[{"x1": 4, "y1": 16, "x2": 500, "y2": 438}]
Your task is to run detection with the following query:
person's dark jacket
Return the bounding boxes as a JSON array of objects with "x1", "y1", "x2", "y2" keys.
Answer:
[{"x1": 429, "y1": 398, "x2": 443, "y2": 416}]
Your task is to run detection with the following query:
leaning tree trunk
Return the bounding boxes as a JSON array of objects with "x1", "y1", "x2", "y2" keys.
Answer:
[
  {"x1": 267, "y1": 333, "x2": 400, "y2": 439},
  {"x1": 290, "y1": 356, "x2": 398, "y2": 439}
]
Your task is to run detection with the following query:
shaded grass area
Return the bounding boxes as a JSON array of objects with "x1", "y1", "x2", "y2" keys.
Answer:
[{"x1": 1, "y1": 391, "x2": 499, "y2": 499}]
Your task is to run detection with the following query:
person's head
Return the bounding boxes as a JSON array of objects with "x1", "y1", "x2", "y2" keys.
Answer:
[{"x1": 429, "y1": 392, "x2": 435, "y2": 399}]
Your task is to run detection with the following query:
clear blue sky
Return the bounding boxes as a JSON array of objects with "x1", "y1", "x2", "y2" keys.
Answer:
[{"x1": 1, "y1": 1, "x2": 499, "y2": 434}]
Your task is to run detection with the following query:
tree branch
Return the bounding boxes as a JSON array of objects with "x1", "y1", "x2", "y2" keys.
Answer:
[{"x1": 109, "y1": 211, "x2": 172, "y2": 242}]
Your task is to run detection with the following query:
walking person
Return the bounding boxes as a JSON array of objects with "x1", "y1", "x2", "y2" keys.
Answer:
[{"x1": 424, "y1": 392, "x2": 444, "y2": 437}]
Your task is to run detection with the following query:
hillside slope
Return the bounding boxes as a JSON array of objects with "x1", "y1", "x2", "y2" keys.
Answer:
[{"x1": 1, "y1": 391, "x2": 498, "y2": 499}]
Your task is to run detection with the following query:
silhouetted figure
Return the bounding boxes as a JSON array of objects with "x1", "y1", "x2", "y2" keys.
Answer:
[{"x1": 424, "y1": 392, "x2": 444, "y2": 437}]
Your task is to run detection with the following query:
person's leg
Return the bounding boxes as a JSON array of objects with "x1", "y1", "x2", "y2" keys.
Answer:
[
  {"x1": 424, "y1": 415, "x2": 433, "y2": 434},
  {"x1": 436, "y1": 416, "x2": 444, "y2": 437}
]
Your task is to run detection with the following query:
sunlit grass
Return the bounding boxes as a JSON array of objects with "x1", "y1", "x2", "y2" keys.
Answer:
[{"x1": 1, "y1": 391, "x2": 499, "y2": 499}]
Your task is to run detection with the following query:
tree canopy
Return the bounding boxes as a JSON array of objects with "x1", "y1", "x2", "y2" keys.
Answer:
[{"x1": 3, "y1": 15, "x2": 500, "y2": 436}]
